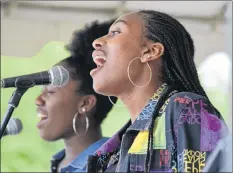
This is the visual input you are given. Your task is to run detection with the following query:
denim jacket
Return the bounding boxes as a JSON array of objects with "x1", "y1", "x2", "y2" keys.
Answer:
[
  {"x1": 89, "y1": 84, "x2": 227, "y2": 172},
  {"x1": 51, "y1": 137, "x2": 108, "y2": 173}
]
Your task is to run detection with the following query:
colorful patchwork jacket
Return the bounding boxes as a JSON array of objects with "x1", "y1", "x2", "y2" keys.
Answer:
[{"x1": 88, "y1": 84, "x2": 227, "y2": 172}]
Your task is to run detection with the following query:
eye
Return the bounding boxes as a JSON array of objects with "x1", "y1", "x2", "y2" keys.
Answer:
[
  {"x1": 109, "y1": 30, "x2": 121, "y2": 36},
  {"x1": 47, "y1": 90, "x2": 55, "y2": 94},
  {"x1": 45, "y1": 86, "x2": 58, "y2": 94}
]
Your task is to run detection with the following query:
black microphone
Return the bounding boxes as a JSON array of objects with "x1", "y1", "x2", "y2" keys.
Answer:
[
  {"x1": 3, "y1": 118, "x2": 23, "y2": 137},
  {"x1": 1, "y1": 66, "x2": 69, "y2": 88}
]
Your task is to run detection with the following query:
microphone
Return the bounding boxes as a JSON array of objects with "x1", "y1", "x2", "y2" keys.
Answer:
[
  {"x1": 1, "y1": 66, "x2": 69, "y2": 88},
  {"x1": 3, "y1": 118, "x2": 23, "y2": 137}
]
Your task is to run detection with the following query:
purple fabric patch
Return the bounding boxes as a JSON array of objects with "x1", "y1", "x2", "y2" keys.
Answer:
[
  {"x1": 95, "y1": 133, "x2": 121, "y2": 156},
  {"x1": 201, "y1": 111, "x2": 225, "y2": 151}
]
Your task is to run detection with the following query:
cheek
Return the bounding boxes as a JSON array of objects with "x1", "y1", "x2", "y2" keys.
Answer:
[
  {"x1": 39, "y1": 96, "x2": 78, "y2": 140},
  {"x1": 46, "y1": 98, "x2": 75, "y2": 125},
  {"x1": 46, "y1": 99, "x2": 64, "y2": 116},
  {"x1": 47, "y1": 102, "x2": 74, "y2": 133},
  {"x1": 108, "y1": 36, "x2": 141, "y2": 61}
]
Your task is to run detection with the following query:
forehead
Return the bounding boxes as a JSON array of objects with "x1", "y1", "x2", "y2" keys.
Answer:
[
  {"x1": 112, "y1": 12, "x2": 144, "y2": 32},
  {"x1": 43, "y1": 79, "x2": 80, "y2": 92}
]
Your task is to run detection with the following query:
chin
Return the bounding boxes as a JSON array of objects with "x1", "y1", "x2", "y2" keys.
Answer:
[
  {"x1": 93, "y1": 71, "x2": 129, "y2": 96},
  {"x1": 93, "y1": 82, "x2": 111, "y2": 96},
  {"x1": 39, "y1": 130, "x2": 59, "y2": 142}
]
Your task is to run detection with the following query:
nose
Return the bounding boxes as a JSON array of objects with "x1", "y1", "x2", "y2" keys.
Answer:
[
  {"x1": 35, "y1": 94, "x2": 45, "y2": 107},
  {"x1": 92, "y1": 36, "x2": 106, "y2": 50}
]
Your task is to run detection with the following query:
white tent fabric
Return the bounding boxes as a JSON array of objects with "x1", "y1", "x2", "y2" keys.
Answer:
[{"x1": 1, "y1": 1, "x2": 231, "y2": 65}]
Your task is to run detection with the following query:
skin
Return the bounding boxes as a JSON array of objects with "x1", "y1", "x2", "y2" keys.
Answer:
[
  {"x1": 35, "y1": 63, "x2": 101, "y2": 170},
  {"x1": 92, "y1": 12, "x2": 164, "y2": 122}
]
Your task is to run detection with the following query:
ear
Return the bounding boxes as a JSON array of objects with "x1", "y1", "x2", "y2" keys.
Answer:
[
  {"x1": 77, "y1": 95, "x2": 97, "y2": 114},
  {"x1": 140, "y1": 42, "x2": 164, "y2": 63}
]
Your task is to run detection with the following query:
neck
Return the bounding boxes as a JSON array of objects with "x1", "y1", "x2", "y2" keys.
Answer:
[
  {"x1": 63, "y1": 126, "x2": 102, "y2": 162},
  {"x1": 119, "y1": 81, "x2": 162, "y2": 122}
]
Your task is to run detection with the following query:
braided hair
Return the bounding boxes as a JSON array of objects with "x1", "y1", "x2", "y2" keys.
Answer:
[{"x1": 137, "y1": 10, "x2": 220, "y2": 172}]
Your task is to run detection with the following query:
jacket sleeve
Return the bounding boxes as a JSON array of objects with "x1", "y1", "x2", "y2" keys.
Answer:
[{"x1": 175, "y1": 98, "x2": 227, "y2": 172}]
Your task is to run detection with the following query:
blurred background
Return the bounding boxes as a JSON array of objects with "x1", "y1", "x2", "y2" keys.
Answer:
[{"x1": 1, "y1": 1, "x2": 232, "y2": 172}]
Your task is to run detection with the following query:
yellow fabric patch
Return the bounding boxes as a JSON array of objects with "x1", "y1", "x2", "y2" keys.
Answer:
[
  {"x1": 153, "y1": 112, "x2": 166, "y2": 149},
  {"x1": 128, "y1": 131, "x2": 148, "y2": 154},
  {"x1": 128, "y1": 112, "x2": 166, "y2": 154}
]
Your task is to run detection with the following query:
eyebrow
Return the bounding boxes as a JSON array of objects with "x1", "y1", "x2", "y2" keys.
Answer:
[{"x1": 113, "y1": 19, "x2": 128, "y2": 26}]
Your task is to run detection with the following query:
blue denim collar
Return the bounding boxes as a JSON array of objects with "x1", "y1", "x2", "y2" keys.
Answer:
[{"x1": 52, "y1": 149, "x2": 65, "y2": 162}]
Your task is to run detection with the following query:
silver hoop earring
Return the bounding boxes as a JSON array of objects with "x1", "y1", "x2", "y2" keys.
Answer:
[
  {"x1": 127, "y1": 57, "x2": 152, "y2": 88},
  {"x1": 72, "y1": 110, "x2": 89, "y2": 136}
]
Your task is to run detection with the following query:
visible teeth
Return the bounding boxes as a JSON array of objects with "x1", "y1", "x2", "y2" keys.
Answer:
[
  {"x1": 37, "y1": 114, "x2": 48, "y2": 119},
  {"x1": 94, "y1": 56, "x2": 106, "y2": 67},
  {"x1": 94, "y1": 56, "x2": 106, "y2": 61}
]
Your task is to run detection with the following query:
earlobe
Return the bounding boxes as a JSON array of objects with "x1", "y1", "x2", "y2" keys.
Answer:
[
  {"x1": 81, "y1": 107, "x2": 86, "y2": 113},
  {"x1": 140, "y1": 54, "x2": 152, "y2": 63},
  {"x1": 78, "y1": 95, "x2": 97, "y2": 114}
]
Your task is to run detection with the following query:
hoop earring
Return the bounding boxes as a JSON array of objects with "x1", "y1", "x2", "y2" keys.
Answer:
[
  {"x1": 72, "y1": 109, "x2": 89, "y2": 136},
  {"x1": 127, "y1": 57, "x2": 152, "y2": 88},
  {"x1": 108, "y1": 96, "x2": 124, "y2": 108}
]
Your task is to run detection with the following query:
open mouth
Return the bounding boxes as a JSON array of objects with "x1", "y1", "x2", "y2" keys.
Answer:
[
  {"x1": 90, "y1": 56, "x2": 107, "y2": 76},
  {"x1": 36, "y1": 113, "x2": 49, "y2": 129},
  {"x1": 94, "y1": 56, "x2": 106, "y2": 67},
  {"x1": 37, "y1": 113, "x2": 48, "y2": 123}
]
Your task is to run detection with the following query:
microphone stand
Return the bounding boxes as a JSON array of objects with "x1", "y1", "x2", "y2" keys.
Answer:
[{"x1": 0, "y1": 78, "x2": 33, "y2": 139}]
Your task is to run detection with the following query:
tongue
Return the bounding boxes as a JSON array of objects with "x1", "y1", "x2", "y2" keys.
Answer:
[{"x1": 98, "y1": 58, "x2": 106, "y2": 65}]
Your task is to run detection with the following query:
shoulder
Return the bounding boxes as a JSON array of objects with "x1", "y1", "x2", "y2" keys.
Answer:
[
  {"x1": 170, "y1": 91, "x2": 207, "y2": 101},
  {"x1": 165, "y1": 91, "x2": 227, "y2": 135},
  {"x1": 164, "y1": 91, "x2": 227, "y2": 133},
  {"x1": 85, "y1": 137, "x2": 109, "y2": 154},
  {"x1": 169, "y1": 91, "x2": 208, "y2": 107},
  {"x1": 166, "y1": 91, "x2": 220, "y2": 117}
]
